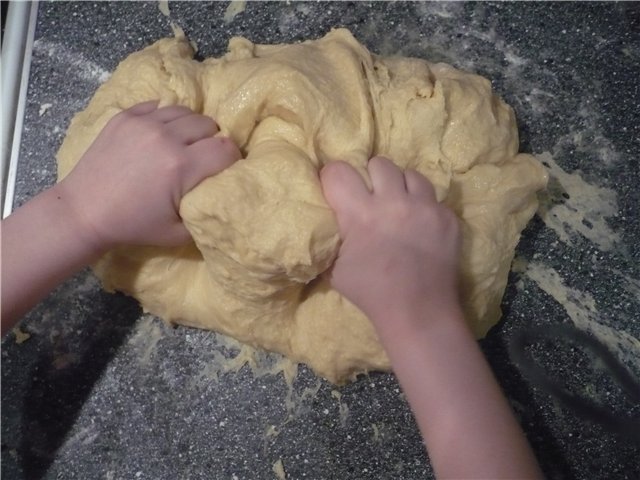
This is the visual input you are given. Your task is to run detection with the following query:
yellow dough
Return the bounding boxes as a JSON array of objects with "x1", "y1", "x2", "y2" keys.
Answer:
[{"x1": 57, "y1": 29, "x2": 548, "y2": 383}]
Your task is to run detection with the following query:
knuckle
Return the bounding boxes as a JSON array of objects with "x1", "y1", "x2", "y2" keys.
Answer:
[
  {"x1": 210, "y1": 136, "x2": 241, "y2": 160},
  {"x1": 164, "y1": 154, "x2": 187, "y2": 178},
  {"x1": 137, "y1": 118, "x2": 165, "y2": 141},
  {"x1": 114, "y1": 110, "x2": 154, "y2": 133}
]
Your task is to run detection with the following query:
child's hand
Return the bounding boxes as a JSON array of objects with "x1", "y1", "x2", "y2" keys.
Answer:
[
  {"x1": 321, "y1": 158, "x2": 544, "y2": 480},
  {"x1": 320, "y1": 156, "x2": 461, "y2": 331},
  {"x1": 1, "y1": 101, "x2": 241, "y2": 328},
  {"x1": 55, "y1": 101, "x2": 241, "y2": 252}
]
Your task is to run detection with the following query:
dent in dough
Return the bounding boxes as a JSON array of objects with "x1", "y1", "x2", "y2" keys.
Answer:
[{"x1": 57, "y1": 29, "x2": 548, "y2": 384}]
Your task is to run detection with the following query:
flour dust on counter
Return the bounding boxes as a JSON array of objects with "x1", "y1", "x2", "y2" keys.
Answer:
[
  {"x1": 125, "y1": 313, "x2": 328, "y2": 424},
  {"x1": 515, "y1": 260, "x2": 640, "y2": 375},
  {"x1": 33, "y1": 38, "x2": 111, "y2": 85},
  {"x1": 536, "y1": 151, "x2": 621, "y2": 251}
]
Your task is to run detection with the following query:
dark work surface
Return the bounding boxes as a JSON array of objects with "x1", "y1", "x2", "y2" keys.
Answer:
[{"x1": 2, "y1": 2, "x2": 639, "y2": 479}]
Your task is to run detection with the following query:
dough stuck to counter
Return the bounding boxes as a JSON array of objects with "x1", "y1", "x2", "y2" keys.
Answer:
[{"x1": 57, "y1": 29, "x2": 547, "y2": 384}]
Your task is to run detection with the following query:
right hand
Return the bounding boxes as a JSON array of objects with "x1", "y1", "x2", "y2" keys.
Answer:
[{"x1": 320, "y1": 156, "x2": 462, "y2": 332}]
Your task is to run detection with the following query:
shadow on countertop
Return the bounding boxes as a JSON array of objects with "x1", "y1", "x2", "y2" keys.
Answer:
[{"x1": 9, "y1": 288, "x2": 140, "y2": 480}]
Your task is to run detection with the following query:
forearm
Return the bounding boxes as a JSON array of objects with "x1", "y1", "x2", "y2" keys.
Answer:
[
  {"x1": 1, "y1": 185, "x2": 104, "y2": 334},
  {"x1": 373, "y1": 303, "x2": 542, "y2": 479}
]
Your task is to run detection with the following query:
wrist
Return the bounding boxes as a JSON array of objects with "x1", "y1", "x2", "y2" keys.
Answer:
[
  {"x1": 49, "y1": 182, "x2": 111, "y2": 260},
  {"x1": 368, "y1": 296, "x2": 469, "y2": 351}
]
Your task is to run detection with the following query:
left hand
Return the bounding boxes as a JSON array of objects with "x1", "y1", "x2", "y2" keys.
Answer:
[{"x1": 55, "y1": 101, "x2": 242, "y2": 252}]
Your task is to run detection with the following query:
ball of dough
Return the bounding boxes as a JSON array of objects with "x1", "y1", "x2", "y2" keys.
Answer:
[{"x1": 57, "y1": 29, "x2": 547, "y2": 384}]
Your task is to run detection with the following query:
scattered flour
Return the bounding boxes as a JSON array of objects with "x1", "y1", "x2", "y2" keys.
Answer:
[
  {"x1": 536, "y1": 151, "x2": 620, "y2": 251},
  {"x1": 65, "y1": 423, "x2": 100, "y2": 449},
  {"x1": 129, "y1": 315, "x2": 166, "y2": 365},
  {"x1": 33, "y1": 39, "x2": 111, "y2": 83},
  {"x1": 521, "y1": 261, "x2": 640, "y2": 374},
  {"x1": 552, "y1": 101, "x2": 622, "y2": 167}
]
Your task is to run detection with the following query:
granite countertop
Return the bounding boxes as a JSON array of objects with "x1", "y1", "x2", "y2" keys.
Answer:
[{"x1": 2, "y1": 2, "x2": 639, "y2": 479}]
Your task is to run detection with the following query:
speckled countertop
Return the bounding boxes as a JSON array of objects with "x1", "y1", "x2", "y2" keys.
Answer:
[{"x1": 2, "y1": 2, "x2": 639, "y2": 479}]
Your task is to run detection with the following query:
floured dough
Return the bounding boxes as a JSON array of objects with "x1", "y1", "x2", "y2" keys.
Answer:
[{"x1": 57, "y1": 29, "x2": 548, "y2": 383}]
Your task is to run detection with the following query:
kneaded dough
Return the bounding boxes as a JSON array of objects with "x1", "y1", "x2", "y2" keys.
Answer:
[{"x1": 57, "y1": 29, "x2": 547, "y2": 383}]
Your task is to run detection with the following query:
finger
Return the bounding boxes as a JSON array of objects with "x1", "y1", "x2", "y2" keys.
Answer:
[
  {"x1": 368, "y1": 156, "x2": 406, "y2": 196},
  {"x1": 181, "y1": 136, "x2": 242, "y2": 193},
  {"x1": 149, "y1": 105, "x2": 195, "y2": 123},
  {"x1": 404, "y1": 169, "x2": 437, "y2": 202},
  {"x1": 125, "y1": 100, "x2": 159, "y2": 115},
  {"x1": 167, "y1": 114, "x2": 218, "y2": 145},
  {"x1": 320, "y1": 161, "x2": 370, "y2": 227}
]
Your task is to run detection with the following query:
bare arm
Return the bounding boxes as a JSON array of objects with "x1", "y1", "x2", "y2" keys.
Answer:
[
  {"x1": 1, "y1": 101, "x2": 241, "y2": 334},
  {"x1": 377, "y1": 305, "x2": 542, "y2": 479},
  {"x1": 1, "y1": 185, "x2": 104, "y2": 333},
  {"x1": 320, "y1": 157, "x2": 542, "y2": 479}
]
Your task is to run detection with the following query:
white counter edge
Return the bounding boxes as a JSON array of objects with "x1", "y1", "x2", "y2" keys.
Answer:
[{"x1": 2, "y1": 1, "x2": 39, "y2": 218}]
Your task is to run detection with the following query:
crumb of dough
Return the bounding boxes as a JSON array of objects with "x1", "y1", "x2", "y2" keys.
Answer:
[
  {"x1": 272, "y1": 458, "x2": 286, "y2": 480},
  {"x1": 158, "y1": 0, "x2": 170, "y2": 17},
  {"x1": 331, "y1": 389, "x2": 350, "y2": 427},
  {"x1": 372, "y1": 423, "x2": 381, "y2": 442},
  {"x1": 57, "y1": 29, "x2": 547, "y2": 384},
  {"x1": 13, "y1": 327, "x2": 31, "y2": 344},
  {"x1": 223, "y1": 0, "x2": 247, "y2": 23},
  {"x1": 39, "y1": 103, "x2": 53, "y2": 116},
  {"x1": 264, "y1": 425, "x2": 280, "y2": 439}
]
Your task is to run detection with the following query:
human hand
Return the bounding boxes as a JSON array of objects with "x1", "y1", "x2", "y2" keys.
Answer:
[
  {"x1": 320, "y1": 156, "x2": 462, "y2": 332},
  {"x1": 55, "y1": 101, "x2": 241, "y2": 253},
  {"x1": 321, "y1": 158, "x2": 543, "y2": 480}
]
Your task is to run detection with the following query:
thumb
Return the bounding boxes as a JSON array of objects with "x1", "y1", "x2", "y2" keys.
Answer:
[
  {"x1": 182, "y1": 136, "x2": 242, "y2": 194},
  {"x1": 162, "y1": 223, "x2": 195, "y2": 247}
]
